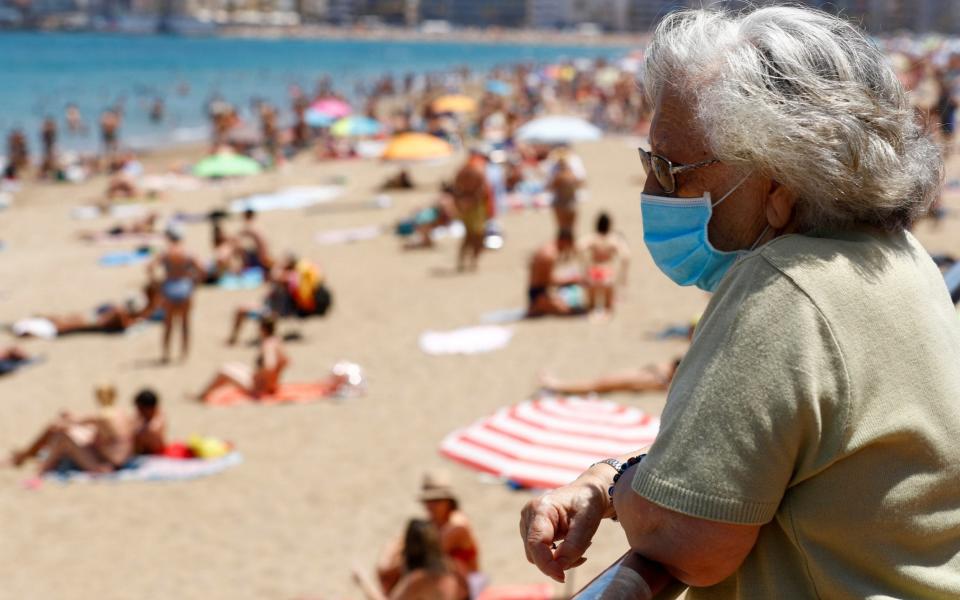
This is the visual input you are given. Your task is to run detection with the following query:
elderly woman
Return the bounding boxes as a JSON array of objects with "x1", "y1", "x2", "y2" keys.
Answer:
[{"x1": 520, "y1": 7, "x2": 960, "y2": 599}]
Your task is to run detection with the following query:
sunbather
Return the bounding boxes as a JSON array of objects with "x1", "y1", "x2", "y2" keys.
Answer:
[
  {"x1": 132, "y1": 389, "x2": 166, "y2": 455},
  {"x1": 7, "y1": 383, "x2": 135, "y2": 475},
  {"x1": 198, "y1": 315, "x2": 289, "y2": 401},
  {"x1": 0, "y1": 346, "x2": 32, "y2": 377},
  {"x1": 527, "y1": 230, "x2": 586, "y2": 317},
  {"x1": 12, "y1": 282, "x2": 160, "y2": 338},
  {"x1": 76, "y1": 211, "x2": 159, "y2": 242},
  {"x1": 227, "y1": 254, "x2": 331, "y2": 345},
  {"x1": 147, "y1": 227, "x2": 204, "y2": 363},
  {"x1": 397, "y1": 184, "x2": 457, "y2": 250},
  {"x1": 538, "y1": 359, "x2": 682, "y2": 396},
  {"x1": 356, "y1": 519, "x2": 468, "y2": 600},
  {"x1": 376, "y1": 471, "x2": 480, "y2": 598}
]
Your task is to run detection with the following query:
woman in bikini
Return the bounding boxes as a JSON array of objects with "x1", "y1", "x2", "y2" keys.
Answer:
[
  {"x1": 147, "y1": 227, "x2": 204, "y2": 363},
  {"x1": 196, "y1": 315, "x2": 289, "y2": 401},
  {"x1": 579, "y1": 212, "x2": 630, "y2": 317}
]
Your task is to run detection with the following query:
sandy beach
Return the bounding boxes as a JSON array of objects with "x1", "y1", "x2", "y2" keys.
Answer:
[{"x1": 0, "y1": 136, "x2": 956, "y2": 600}]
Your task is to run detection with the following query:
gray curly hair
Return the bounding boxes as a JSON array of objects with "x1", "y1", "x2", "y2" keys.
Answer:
[{"x1": 644, "y1": 6, "x2": 942, "y2": 231}]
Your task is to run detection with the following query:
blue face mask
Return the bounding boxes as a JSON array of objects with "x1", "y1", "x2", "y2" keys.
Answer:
[{"x1": 641, "y1": 174, "x2": 765, "y2": 292}]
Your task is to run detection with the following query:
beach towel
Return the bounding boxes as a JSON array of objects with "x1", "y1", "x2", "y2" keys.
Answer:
[
  {"x1": 71, "y1": 204, "x2": 148, "y2": 221},
  {"x1": 315, "y1": 225, "x2": 383, "y2": 245},
  {"x1": 216, "y1": 268, "x2": 264, "y2": 290},
  {"x1": 11, "y1": 318, "x2": 58, "y2": 339},
  {"x1": 477, "y1": 584, "x2": 553, "y2": 600},
  {"x1": 203, "y1": 382, "x2": 338, "y2": 406},
  {"x1": 653, "y1": 323, "x2": 692, "y2": 340},
  {"x1": 0, "y1": 356, "x2": 42, "y2": 377},
  {"x1": 98, "y1": 247, "x2": 152, "y2": 267},
  {"x1": 43, "y1": 451, "x2": 242, "y2": 484},
  {"x1": 419, "y1": 326, "x2": 513, "y2": 355},
  {"x1": 229, "y1": 185, "x2": 343, "y2": 214}
]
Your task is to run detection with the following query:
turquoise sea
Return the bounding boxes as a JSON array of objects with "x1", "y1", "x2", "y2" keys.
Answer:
[{"x1": 0, "y1": 32, "x2": 629, "y2": 152}]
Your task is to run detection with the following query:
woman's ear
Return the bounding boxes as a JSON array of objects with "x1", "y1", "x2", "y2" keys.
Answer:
[{"x1": 766, "y1": 181, "x2": 797, "y2": 229}]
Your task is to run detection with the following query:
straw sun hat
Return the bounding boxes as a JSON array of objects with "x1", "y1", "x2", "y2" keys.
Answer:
[{"x1": 418, "y1": 470, "x2": 459, "y2": 503}]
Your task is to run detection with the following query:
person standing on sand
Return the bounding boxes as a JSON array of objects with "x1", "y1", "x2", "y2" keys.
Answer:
[
  {"x1": 5, "y1": 129, "x2": 29, "y2": 179},
  {"x1": 548, "y1": 159, "x2": 581, "y2": 234},
  {"x1": 452, "y1": 158, "x2": 490, "y2": 273},
  {"x1": 147, "y1": 227, "x2": 204, "y2": 363},
  {"x1": 579, "y1": 212, "x2": 630, "y2": 316}
]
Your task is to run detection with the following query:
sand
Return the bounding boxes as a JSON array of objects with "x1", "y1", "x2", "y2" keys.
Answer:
[{"x1": 0, "y1": 138, "x2": 955, "y2": 600}]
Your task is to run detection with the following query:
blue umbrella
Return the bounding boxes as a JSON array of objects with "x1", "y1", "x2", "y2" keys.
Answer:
[
  {"x1": 305, "y1": 108, "x2": 335, "y2": 128},
  {"x1": 516, "y1": 115, "x2": 603, "y2": 145},
  {"x1": 486, "y1": 80, "x2": 513, "y2": 96}
]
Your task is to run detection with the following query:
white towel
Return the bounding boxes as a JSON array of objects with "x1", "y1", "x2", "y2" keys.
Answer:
[{"x1": 419, "y1": 326, "x2": 513, "y2": 356}]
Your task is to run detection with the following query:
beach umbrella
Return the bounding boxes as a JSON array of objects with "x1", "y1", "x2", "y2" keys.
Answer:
[
  {"x1": 431, "y1": 94, "x2": 477, "y2": 114},
  {"x1": 382, "y1": 132, "x2": 453, "y2": 162},
  {"x1": 310, "y1": 97, "x2": 353, "y2": 119},
  {"x1": 439, "y1": 395, "x2": 660, "y2": 490},
  {"x1": 516, "y1": 115, "x2": 603, "y2": 145},
  {"x1": 305, "y1": 109, "x2": 335, "y2": 128},
  {"x1": 192, "y1": 152, "x2": 262, "y2": 179},
  {"x1": 486, "y1": 80, "x2": 513, "y2": 96},
  {"x1": 331, "y1": 116, "x2": 384, "y2": 138}
]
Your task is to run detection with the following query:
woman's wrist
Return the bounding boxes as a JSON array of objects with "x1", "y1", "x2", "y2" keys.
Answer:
[{"x1": 578, "y1": 465, "x2": 618, "y2": 519}]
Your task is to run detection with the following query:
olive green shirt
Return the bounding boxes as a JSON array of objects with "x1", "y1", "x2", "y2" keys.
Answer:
[{"x1": 632, "y1": 230, "x2": 960, "y2": 599}]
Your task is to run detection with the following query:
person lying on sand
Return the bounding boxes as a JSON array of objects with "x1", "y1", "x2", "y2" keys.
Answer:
[
  {"x1": 12, "y1": 282, "x2": 161, "y2": 338},
  {"x1": 77, "y1": 211, "x2": 159, "y2": 242},
  {"x1": 538, "y1": 359, "x2": 682, "y2": 396},
  {"x1": 527, "y1": 229, "x2": 586, "y2": 317},
  {"x1": 376, "y1": 471, "x2": 480, "y2": 599},
  {"x1": 6, "y1": 384, "x2": 162, "y2": 476},
  {"x1": 356, "y1": 519, "x2": 468, "y2": 600},
  {"x1": 197, "y1": 315, "x2": 289, "y2": 401},
  {"x1": 0, "y1": 346, "x2": 33, "y2": 377}
]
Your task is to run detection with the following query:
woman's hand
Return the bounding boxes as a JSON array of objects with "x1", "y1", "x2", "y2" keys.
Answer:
[{"x1": 519, "y1": 470, "x2": 613, "y2": 583}]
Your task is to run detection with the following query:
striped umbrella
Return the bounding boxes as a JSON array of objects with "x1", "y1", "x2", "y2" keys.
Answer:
[{"x1": 440, "y1": 396, "x2": 659, "y2": 490}]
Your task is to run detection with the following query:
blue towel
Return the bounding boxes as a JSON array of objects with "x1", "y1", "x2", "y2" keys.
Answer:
[
  {"x1": 98, "y1": 247, "x2": 152, "y2": 267},
  {"x1": 217, "y1": 268, "x2": 265, "y2": 290}
]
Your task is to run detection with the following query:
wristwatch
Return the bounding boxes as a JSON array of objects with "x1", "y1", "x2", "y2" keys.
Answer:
[{"x1": 590, "y1": 457, "x2": 624, "y2": 473}]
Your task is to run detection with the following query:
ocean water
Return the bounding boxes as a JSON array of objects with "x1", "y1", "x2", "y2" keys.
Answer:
[{"x1": 0, "y1": 32, "x2": 630, "y2": 153}]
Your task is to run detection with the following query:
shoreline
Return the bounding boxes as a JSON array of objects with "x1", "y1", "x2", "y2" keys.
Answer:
[{"x1": 216, "y1": 25, "x2": 647, "y2": 48}]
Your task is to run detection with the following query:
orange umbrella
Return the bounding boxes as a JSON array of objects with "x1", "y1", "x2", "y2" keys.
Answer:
[
  {"x1": 431, "y1": 94, "x2": 477, "y2": 114},
  {"x1": 382, "y1": 133, "x2": 454, "y2": 162}
]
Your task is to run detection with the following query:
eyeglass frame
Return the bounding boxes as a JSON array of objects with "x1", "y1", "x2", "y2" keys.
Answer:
[{"x1": 637, "y1": 147, "x2": 720, "y2": 194}]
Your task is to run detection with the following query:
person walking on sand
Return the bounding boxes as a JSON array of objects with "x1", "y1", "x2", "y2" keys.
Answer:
[
  {"x1": 580, "y1": 212, "x2": 630, "y2": 316},
  {"x1": 147, "y1": 226, "x2": 204, "y2": 363},
  {"x1": 452, "y1": 159, "x2": 491, "y2": 273}
]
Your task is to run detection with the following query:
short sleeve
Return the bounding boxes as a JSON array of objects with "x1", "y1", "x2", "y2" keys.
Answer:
[{"x1": 631, "y1": 255, "x2": 850, "y2": 525}]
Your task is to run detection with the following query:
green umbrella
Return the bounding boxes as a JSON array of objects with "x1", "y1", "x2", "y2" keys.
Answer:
[{"x1": 193, "y1": 153, "x2": 262, "y2": 179}]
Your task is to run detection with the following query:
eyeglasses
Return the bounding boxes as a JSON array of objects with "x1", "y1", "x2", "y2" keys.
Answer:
[{"x1": 637, "y1": 147, "x2": 720, "y2": 194}]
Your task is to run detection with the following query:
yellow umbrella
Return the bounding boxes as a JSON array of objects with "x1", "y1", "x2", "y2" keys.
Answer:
[
  {"x1": 431, "y1": 94, "x2": 477, "y2": 114},
  {"x1": 382, "y1": 133, "x2": 454, "y2": 162}
]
